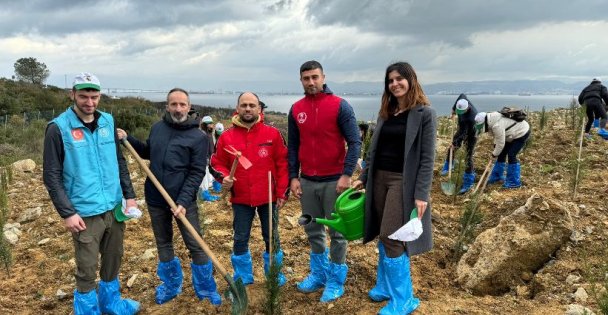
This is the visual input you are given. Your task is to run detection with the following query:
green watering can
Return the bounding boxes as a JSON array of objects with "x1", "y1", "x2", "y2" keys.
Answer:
[{"x1": 298, "y1": 188, "x2": 365, "y2": 241}]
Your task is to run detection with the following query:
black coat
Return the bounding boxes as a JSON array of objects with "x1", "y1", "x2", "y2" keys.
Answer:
[{"x1": 128, "y1": 113, "x2": 208, "y2": 208}]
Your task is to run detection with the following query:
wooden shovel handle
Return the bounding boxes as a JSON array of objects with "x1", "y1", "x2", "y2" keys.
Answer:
[
  {"x1": 220, "y1": 156, "x2": 240, "y2": 202},
  {"x1": 121, "y1": 139, "x2": 230, "y2": 277},
  {"x1": 473, "y1": 159, "x2": 493, "y2": 194}
]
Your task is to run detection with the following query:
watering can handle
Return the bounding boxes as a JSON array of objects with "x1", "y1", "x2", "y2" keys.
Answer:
[{"x1": 336, "y1": 187, "x2": 354, "y2": 206}]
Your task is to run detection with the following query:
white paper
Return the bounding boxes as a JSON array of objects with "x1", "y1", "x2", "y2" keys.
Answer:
[
  {"x1": 388, "y1": 218, "x2": 423, "y2": 242},
  {"x1": 122, "y1": 198, "x2": 142, "y2": 219}
]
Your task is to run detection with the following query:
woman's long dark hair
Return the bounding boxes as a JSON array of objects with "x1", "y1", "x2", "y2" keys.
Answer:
[{"x1": 379, "y1": 62, "x2": 430, "y2": 120}]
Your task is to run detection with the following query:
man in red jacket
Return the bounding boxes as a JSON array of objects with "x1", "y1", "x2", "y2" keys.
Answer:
[
  {"x1": 288, "y1": 60, "x2": 361, "y2": 302},
  {"x1": 210, "y1": 91, "x2": 289, "y2": 286}
]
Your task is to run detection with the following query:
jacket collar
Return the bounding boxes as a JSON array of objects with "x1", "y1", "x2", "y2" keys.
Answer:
[{"x1": 231, "y1": 114, "x2": 262, "y2": 130}]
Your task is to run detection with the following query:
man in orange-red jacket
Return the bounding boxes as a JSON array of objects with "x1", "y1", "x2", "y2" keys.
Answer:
[{"x1": 210, "y1": 91, "x2": 288, "y2": 286}]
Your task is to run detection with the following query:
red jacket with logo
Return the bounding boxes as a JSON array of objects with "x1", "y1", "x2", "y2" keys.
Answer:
[
  {"x1": 210, "y1": 115, "x2": 289, "y2": 206},
  {"x1": 288, "y1": 85, "x2": 361, "y2": 180}
]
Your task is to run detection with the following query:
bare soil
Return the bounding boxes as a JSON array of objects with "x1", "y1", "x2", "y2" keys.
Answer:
[{"x1": 1, "y1": 110, "x2": 608, "y2": 314}]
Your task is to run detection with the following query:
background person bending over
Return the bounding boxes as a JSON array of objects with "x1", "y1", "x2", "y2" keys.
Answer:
[
  {"x1": 578, "y1": 77, "x2": 608, "y2": 139},
  {"x1": 474, "y1": 111, "x2": 530, "y2": 189},
  {"x1": 440, "y1": 95, "x2": 478, "y2": 194}
]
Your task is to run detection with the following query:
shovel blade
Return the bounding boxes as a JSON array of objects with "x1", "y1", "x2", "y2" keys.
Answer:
[
  {"x1": 441, "y1": 182, "x2": 456, "y2": 196},
  {"x1": 224, "y1": 275, "x2": 248, "y2": 315}
]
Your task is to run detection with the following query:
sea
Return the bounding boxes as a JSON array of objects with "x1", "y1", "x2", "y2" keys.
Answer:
[{"x1": 111, "y1": 92, "x2": 577, "y2": 121}]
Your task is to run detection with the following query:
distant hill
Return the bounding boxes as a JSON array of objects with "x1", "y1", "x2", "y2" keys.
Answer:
[{"x1": 326, "y1": 79, "x2": 590, "y2": 96}]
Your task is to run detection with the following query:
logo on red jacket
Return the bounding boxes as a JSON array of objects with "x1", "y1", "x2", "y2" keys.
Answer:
[
  {"x1": 297, "y1": 112, "x2": 307, "y2": 124},
  {"x1": 258, "y1": 147, "x2": 269, "y2": 158},
  {"x1": 71, "y1": 129, "x2": 84, "y2": 141}
]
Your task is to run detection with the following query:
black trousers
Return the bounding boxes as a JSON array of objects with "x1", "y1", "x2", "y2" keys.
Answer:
[{"x1": 148, "y1": 203, "x2": 208, "y2": 265}]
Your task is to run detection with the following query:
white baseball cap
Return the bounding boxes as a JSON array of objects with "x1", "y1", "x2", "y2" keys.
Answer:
[
  {"x1": 73, "y1": 72, "x2": 100, "y2": 91},
  {"x1": 201, "y1": 116, "x2": 213, "y2": 124},
  {"x1": 215, "y1": 122, "x2": 224, "y2": 134},
  {"x1": 455, "y1": 99, "x2": 469, "y2": 115}
]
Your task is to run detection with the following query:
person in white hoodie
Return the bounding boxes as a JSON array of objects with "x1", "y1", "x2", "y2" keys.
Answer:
[{"x1": 474, "y1": 111, "x2": 530, "y2": 188}]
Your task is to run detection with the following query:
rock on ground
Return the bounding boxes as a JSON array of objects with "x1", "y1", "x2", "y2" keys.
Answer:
[
  {"x1": 12, "y1": 159, "x2": 36, "y2": 172},
  {"x1": 456, "y1": 193, "x2": 573, "y2": 295}
]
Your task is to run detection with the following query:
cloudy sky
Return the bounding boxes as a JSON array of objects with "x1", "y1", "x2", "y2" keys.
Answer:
[{"x1": 1, "y1": 0, "x2": 607, "y2": 92}]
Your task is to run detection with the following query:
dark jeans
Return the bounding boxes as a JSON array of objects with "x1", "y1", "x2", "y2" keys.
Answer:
[
  {"x1": 148, "y1": 203, "x2": 208, "y2": 265},
  {"x1": 585, "y1": 101, "x2": 608, "y2": 133},
  {"x1": 446, "y1": 136, "x2": 476, "y2": 173},
  {"x1": 497, "y1": 130, "x2": 531, "y2": 164},
  {"x1": 232, "y1": 203, "x2": 281, "y2": 255},
  {"x1": 72, "y1": 210, "x2": 124, "y2": 292}
]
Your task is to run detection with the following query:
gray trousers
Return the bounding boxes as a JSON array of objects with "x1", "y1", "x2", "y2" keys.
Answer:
[
  {"x1": 72, "y1": 210, "x2": 124, "y2": 292},
  {"x1": 300, "y1": 178, "x2": 347, "y2": 264},
  {"x1": 373, "y1": 169, "x2": 407, "y2": 258}
]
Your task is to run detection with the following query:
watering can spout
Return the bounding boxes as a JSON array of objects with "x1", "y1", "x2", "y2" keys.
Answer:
[
  {"x1": 314, "y1": 214, "x2": 348, "y2": 236},
  {"x1": 297, "y1": 188, "x2": 365, "y2": 241}
]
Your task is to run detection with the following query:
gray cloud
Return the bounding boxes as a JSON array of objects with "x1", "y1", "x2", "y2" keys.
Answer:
[
  {"x1": 0, "y1": 0, "x2": 257, "y2": 36},
  {"x1": 305, "y1": 0, "x2": 608, "y2": 46}
]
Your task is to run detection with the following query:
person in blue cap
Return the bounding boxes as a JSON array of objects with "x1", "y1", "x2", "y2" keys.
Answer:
[
  {"x1": 440, "y1": 94, "x2": 478, "y2": 194},
  {"x1": 43, "y1": 72, "x2": 140, "y2": 314}
]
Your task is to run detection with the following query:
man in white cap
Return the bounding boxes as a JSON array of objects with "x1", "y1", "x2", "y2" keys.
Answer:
[
  {"x1": 578, "y1": 77, "x2": 608, "y2": 140},
  {"x1": 43, "y1": 72, "x2": 140, "y2": 314},
  {"x1": 440, "y1": 94, "x2": 478, "y2": 194}
]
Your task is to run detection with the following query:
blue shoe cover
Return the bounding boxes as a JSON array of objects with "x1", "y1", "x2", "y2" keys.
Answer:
[
  {"x1": 155, "y1": 257, "x2": 183, "y2": 304},
  {"x1": 73, "y1": 289, "x2": 101, "y2": 315},
  {"x1": 212, "y1": 180, "x2": 222, "y2": 193},
  {"x1": 378, "y1": 254, "x2": 420, "y2": 315},
  {"x1": 440, "y1": 160, "x2": 449, "y2": 176},
  {"x1": 296, "y1": 249, "x2": 329, "y2": 293},
  {"x1": 598, "y1": 128, "x2": 608, "y2": 139},
  {"x1": 369, "y1": 242, "x2": 389, "y2": 302},
  {"x1": 593, "y1": 118, "x2": 600, "y2": 128},
  {"x1": 99, "y1": 279, "x2": 140, "y2": 315},
  {"x1": 503, "y1": 163, "x2": 522, "y2": 189},
  {"x1": 231, "y1": 251, "x2": 254, "y2": 285},
  {"x1": 487, "y1": 162, "x2": 506, "y2": 184},
  {"x1": 458, "y1": 172, "x2": 475, "y2": 194},
  {"x1": 320, "y1": 262, "x2": 348, "y2": 302},
  {"x1": 263, "y1": 251, "x2": 287, "y2": 287},
  {"x1": 191, "y1": 261, "x2": 222, "y2": 305},
  {"x1": 201, "y1": 190, "x2": 218, "y2": 202}
]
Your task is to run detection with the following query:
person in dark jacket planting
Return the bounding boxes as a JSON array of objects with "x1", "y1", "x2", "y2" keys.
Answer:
[
  {"x1": 578, "y1": 77, "x2": 608, "y2": 139},
  {"x1": 117, "y1": 88, "x2": 221, "y2": 306},
  {"x1": 440, "y1": 94, "x2": 478, "y2": 194},
  {"x1": 211, "y1": 92, "x2": 289, "y2": 287}
]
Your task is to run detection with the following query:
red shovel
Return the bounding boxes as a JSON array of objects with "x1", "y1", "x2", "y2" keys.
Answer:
[{"x1": 221, "y1": 145, "x2": 252, "y2": 204}]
